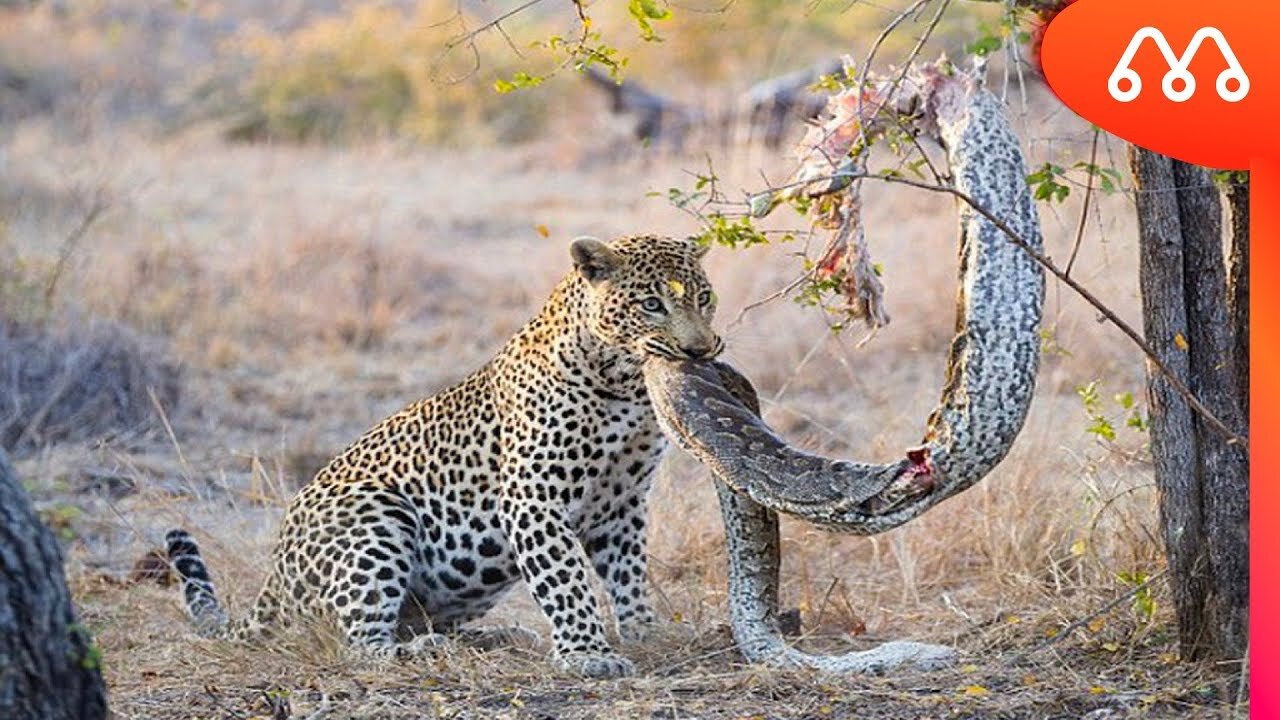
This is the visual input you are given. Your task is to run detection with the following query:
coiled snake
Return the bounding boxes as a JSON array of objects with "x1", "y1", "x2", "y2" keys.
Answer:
[{"x1": 644, "y1": 65, "x2": 1045, "y2": 672}]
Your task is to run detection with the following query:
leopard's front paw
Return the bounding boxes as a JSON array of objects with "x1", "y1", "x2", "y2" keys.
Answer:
[
  {"x1": 352, "y1": 633, "x2": 447, "y2": 663},
  {"x1": 457, "y1": 624, "x2": 543, "y2": 651},
  {"x1": 552, "y1": 650, "x2": 635, "y2": 678}
]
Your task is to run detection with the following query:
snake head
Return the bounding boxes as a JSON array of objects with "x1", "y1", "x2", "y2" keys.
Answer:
[{"x1": 856, "y1": 447, "x2": 939, "y2": 515}]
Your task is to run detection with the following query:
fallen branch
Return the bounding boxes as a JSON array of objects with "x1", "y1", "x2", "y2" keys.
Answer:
[
  {"x1": 1002, "y1": 569, "x2": 1169, "y2": 666},
  {"x1": 582, "y1": 66, "x2": 695, "y2": 147}
]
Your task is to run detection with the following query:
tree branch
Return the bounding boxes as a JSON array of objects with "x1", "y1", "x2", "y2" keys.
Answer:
[
  {"x1": 749, "y1": 168, "x2": 1249, "y2": 450},
  {"x1": 1063, "y1": 127, "x2": 1098, "y2": 277}
]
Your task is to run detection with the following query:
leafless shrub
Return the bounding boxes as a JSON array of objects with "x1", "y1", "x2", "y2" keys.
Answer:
[{"x1": 0, "y1": 317, "x2": 181, "y2": 453}]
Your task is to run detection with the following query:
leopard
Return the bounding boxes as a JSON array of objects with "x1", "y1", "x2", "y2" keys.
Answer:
[{"x1": 166, "y1": 234, "x2": 722, "y2": 678}]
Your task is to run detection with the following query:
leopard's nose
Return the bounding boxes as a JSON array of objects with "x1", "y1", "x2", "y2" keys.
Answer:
[{"x1": 681, "y1": 338, "x2": 719, "y2": 359}]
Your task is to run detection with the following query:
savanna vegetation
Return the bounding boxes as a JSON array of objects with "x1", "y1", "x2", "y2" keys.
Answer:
[{"x1": 0, "y1": 1, "x2": 1245, "y2": 717}]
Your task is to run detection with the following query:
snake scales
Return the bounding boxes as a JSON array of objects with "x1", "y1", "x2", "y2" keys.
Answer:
[{"x1": 644, "y1": 66, "x2": 1044, "y2": 672}]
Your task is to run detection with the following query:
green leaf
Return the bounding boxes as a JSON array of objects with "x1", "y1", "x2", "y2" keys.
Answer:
[
  {"x1": 1118, "y1": 570, "x2": 1157, "y2": 622},
  {"x1": 1073, "y1": 162, "x2": 1124, "y2": 195},
  {"x1": 1211, "y1": 169, "x2": 1249, "y2": 188},
  {"x1": 1038, "y1": 327, "x2": 1072, "y2": 356},
  {"x1": 1075, "y1": 381, "x2": 1101, "y2": 410},
  {"x1": 1027, "y1": 162, "x2": 1071, "y2": 204},
  {"x1": 1085, "y1": 417, "x2": 1116, "y2": 440},
  {"x1": 1077, "y1": 380, "x2": 1119, "y2": 442},
  {"x1": 628, "y1": 0, "x2": 672, "y2": 42},
  {"x1": 631, "y1": 0, "x2": 672, "y2": 21},
  {"x1": 1087, "y1": 417, "x2": 1116, "y2": 441},
  {"x1": 809, "y1": 70, "x2": 855, "y2": 93},
  {"x1": 665, "y1": 186, "x2": 705, "y2": 210},
  {"x1": 698, "y1": 214, "x2": 770, "y2": 249},
  {"x1": 966, "y1": 34, "x2": 1003, "y2": 57},
  {"x1": 1126, "y1": 411, "x2": 1150, "y2": 432},
  {"x1": 493, "y1": 71, "x2": 544, "y2": 94}
]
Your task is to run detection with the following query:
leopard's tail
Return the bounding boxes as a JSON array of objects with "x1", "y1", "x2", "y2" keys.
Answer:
[{"x1": 165, "y1": 529, "x2": 230, "y2": 636}]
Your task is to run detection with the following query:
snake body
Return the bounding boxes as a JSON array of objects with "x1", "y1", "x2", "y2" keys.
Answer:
[{"x1": 645, "y1": 67, "x2": 1044, "y2": 671}]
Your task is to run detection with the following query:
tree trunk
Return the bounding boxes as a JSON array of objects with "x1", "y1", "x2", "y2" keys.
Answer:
[
  {"x1": 1227, "y1": 174, "x2": 1249, "y2": 414},
  {"x1": 1172, "y1": 162, "x2": 1250, "y2": 661},
  {"x1": 0, "y1": 448, "x2": 107, "y2": 720},
  {"x1": 1129, "y1": 148, "x2": 1249, "y2": 664},
  {"x1": 1130, "y1": 147, "x2": 1211, "y2": 658}
]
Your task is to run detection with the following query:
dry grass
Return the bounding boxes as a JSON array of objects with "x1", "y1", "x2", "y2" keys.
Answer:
[
  {"x1": 1, "y1": 45, "x2": 1240, "y2": 719},
  {"x1": 0, "y1": 317, "x2": 180, "y2": 451}
]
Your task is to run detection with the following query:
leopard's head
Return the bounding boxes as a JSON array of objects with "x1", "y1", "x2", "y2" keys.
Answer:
[{"x1": 570, "y1": 235, "x2": 722, "y2": 360}]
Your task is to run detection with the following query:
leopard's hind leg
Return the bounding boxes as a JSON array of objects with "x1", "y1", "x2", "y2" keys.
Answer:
[{"x1": 303, "y1": 491, "x2": 452, "y2": 661}]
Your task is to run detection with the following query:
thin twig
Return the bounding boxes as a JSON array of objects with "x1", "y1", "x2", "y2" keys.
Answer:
[
  {"x1": 857, "y1": 0, "x2": 933, "y2": 104},
  {"x1": 444, "y1": 0, "x2": 545, "y2": 50},
  {"x1": 728, "y1": 270, "x2": 813, "y2": 330},
  {"x1": 1085, "y1": 481, "x2": 1160, "y2": 571},
  {"x1": 1003, "y1": 569, "x2": 1168, "y2": 666},
  {"x1": 149, "y1": 386, "x2": 194, "y2": 487},
  {"x1": 771, "y1": 327, "x2": 831, "y2": 402},
  {"x1": 897, "y1": 119, "x2": 949, "y2": 186},
  {"x1": 1063, "y1": 127, "x2": 1099, "y2": 277},
  {"x1": 494, "y1": 22, "x2": 524, "y2": 60},
  {"x1": 855, "y1": 0, "x2": 951, "y2": 145},
  {"x1": 1234, "y1": 643, "x2": 1250, "y2": 719},
  {"x1": 881, "y1": 0, "x2": 953, "y2": 104},
  {"x1": 812, "y1": 576, "x2": 842, "y2": 630},
  {"x1": 45, "y1": 188, "x2": 108, "y2": 311}
]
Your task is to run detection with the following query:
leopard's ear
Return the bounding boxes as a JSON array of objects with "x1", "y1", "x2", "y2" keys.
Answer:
[
  {"x1": 690, "y1": 237, "x2": 711, "y2": 259},
  {"x1": 570, "y1": 237, "x2": 621, "y2": 284}
]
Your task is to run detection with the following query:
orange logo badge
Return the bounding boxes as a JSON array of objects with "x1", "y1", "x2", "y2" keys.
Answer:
[{"x1": 1039, "y1": 0, "x2": 1277, "y2": 170}]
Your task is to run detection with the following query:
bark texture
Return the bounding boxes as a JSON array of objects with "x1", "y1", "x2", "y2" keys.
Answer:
[
  {"x1": 1129, "y1": 149, "x2": 1249, "y2": 663},
  {"x1": 1173, "y1": 162, "x2": 1250, "y2": 661},
  {"x1": 0, "y1": 448, "x2": 107, "y2": 720},
  {"x1": 1227, "y1": 175, "x2": 1249, "y2": 414}
]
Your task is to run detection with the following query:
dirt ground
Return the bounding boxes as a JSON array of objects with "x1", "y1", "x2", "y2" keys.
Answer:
[{"x1": 1, "y1": 68, "x2": 1244, "y2": 719}]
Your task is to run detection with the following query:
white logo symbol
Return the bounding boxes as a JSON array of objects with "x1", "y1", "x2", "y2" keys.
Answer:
[{"x1": 1108, "y1": 27, "x2": 1249, "y2": 103}]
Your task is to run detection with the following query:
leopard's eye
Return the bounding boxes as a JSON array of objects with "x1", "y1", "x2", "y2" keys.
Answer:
[
  {"x1": 697, "y1": 289, "x2": 715, "y2": 307},
  {"x1": 639, "y1": 297, "x2": 665, "y2": 314}
]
